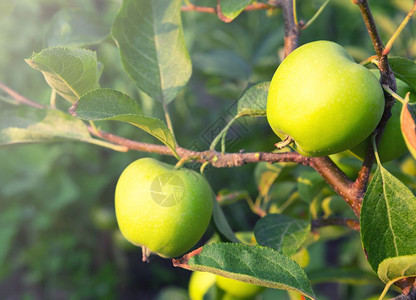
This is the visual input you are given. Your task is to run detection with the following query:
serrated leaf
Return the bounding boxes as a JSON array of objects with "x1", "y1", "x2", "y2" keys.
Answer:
[
  {"x1": 389, "y1": 57, "x2": 416, "y2": 91},
  {"x1": 220, "y1": 0, "x2": 253, "y2": 21},
  {"x1": 212, "y1": 193, "x2": 240, "y2": 243},
  {"x1": 254, "y1": 214, "x2": 310, "y2": 256},
  {"x1": 173, "y1": 243, "x2": 316, "y2": 300},
  {"x1": 25, "y1": 47, "x2": 101, "y2": 103},
  {"x1": 237, "y1": 82, "x2": 269, "y2": 117},
  {"x1": 401, "y1": 102, "x2": 416, "y2": 160},
  {"x1": 377, "y1": 255, "x2": 416, "y2": 284},
  {"x1": 73, "y1": 88, "x2": 177, "y2": 155},
  {"x1": 0, "y1": 102, "x2": 98, "y2": 146},
  {"x1": 193, "y1": 50, "x2": 251, "y2": 80},
  {"x1": 360, "y1": 166, "x2": 416, "y2": 272},
  {"x1": 297, "y1": 171, "x2": 326, "y2": 203},
  {"x1": 45, "y1": 9, "x2": 110, "y2": 47},
  {"x1": 111, "y1": 0, "x2": 191, "y2": 104}
]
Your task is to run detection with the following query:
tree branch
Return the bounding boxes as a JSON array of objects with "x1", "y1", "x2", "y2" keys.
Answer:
[
  {"x1": 276, "y1": 0, "x2": 300, "y2": 57},
  {"x1": 351, "y1": 0, "x2": 397, "y2": 212},
  {"x1": 311, "y1": 218, "x2": 360, "y2": 231},
  {"x1": 181, "y1": 1, "x2": 274, "y2": 23}
]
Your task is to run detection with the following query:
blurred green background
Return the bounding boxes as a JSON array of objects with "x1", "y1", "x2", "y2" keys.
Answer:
[{"x1": 1, "y1": 0, "x2": 415, "y2": 299}]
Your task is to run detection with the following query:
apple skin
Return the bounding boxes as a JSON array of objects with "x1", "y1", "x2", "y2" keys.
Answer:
[
  {"x1": 349, "y1": 71, "x2": 416, "y2": 162},
  {"x1": 216, "y1": 276, "x2": 265, "y2": 299},
  {"x1": 188, "y1": 271, "x2": 217, "y2": 300},
  {"x1": 267, "y1": 40, "x2": 385, "y2": 157},
  {"x1": 115, "y1": 158, "x2": 213, "y2": 258}
]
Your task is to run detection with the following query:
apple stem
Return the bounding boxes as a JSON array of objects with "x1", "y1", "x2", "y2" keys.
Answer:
[
  {"x1": 141, "y1": 246, "x2": 152, "y2": 263},
  {"x1": 274, "y1": 136, "x2": 293, "y2": 149}
]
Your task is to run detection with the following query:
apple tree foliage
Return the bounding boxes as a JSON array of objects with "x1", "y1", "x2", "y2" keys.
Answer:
[{"x1": 1, "y1": 0, "x2": 416, "y2": 299}]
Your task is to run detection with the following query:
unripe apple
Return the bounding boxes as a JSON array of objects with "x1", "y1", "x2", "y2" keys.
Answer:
[
  {"x1": 267, "y1": 40, "x2": 385, "y2": 157},
  {"x1": 216, "y1": 276, "x2": 265, "y2": 299},
  {"x1": 349, "y1": 70, "x2": 416, "y2": 162},
  {"x1": 115, "y1": 158, "x2": 213, "y2": 258},
  {"x1": 188, "y1": 271, "x2": 217, "y2": 300}
]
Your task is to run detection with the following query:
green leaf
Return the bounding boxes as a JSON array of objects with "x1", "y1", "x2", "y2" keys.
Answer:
[
  {"x1": 25, "y1": 47, "x2": 101, "y2": 103},
  {"x1": 212, "y1": 193, "x2": 240, "y2": 243},
  {"x1": 297, "y1": 171, "x2": 326, "y2": 203},
  {"x1": 389, "y1": 57, "x2": 416, "y2": 91},
  {"x1": 254, "y1": 162, "x2": 284, "y2": 197},
  {"x1": 237, "y1": 82, "x2": 269, "y2": 117},
  {"x1": 308, "y1": 268, "x2": 381, "y2": 285},
  {"x1": 73, "y1": 88, "x2": 177, "y2": 155},
  {"x1": 220, "y1": 0, "x2": 253, "y2": 21},
  {"x1": 45, "y1": 9, "x2": 110, "y2": 47},
  {"x1": 193, "y1": 50, "x2": 251, "y2": 80},
  {"x1": 360, "y1": 165, "x2": 416, "y2": 272},
  {"x1": 377, "y1": 255, "x2": 416, "y2": 284},
  {"x1": 254, "y1": 214, "x2": 310, "y2": 257},
  {"x1": 0, "y1": 102, "x2": 98, "y2": 146},
  {"x1": 173, "y1": 243, "x2": 316, "y2": 300},
  {"x1": 111, "y1": 0, "x2": 191, "y2": 104}
]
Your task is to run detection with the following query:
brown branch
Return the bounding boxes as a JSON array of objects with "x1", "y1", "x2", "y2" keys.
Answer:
[
  {"x1": 182, "y1": 1, "x2": 274, "y2": 23},
  {"x1": 311, "y1": 218, "x2": 360, "y2": 231},
  {"x1": 276, "y1": 0, "x2": 300, "y2": 57},
  {"x1": 352, "y1": 0, "x2": 398, "y2": 213},
  {"x1": 0, "y1": 81, "x2": 45, "y2": 109}
]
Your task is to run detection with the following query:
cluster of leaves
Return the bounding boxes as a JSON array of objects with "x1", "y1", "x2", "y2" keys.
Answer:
[{"x1": 1, "y1": 0, "x2": 416, "y2": 299}]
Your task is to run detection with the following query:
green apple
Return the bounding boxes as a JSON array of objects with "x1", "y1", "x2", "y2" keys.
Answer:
[
  {"x1": 349, "y1": 70, "x2": 416, "y2": 162},
  {"x1": 188, "y1": 271, "x2": 217, "y2": 300},
  {"x1": 216, "y1": 276, "x2": 265, "y2": 299},
  {"x1": 115, "y1": 158, "x2": 213, "y2": 258},
  {"x1": 267, "y1": 40, "x2": 385, "y2": 157}
]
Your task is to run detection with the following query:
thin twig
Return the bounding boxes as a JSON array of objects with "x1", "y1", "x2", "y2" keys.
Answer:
[
  {"x1": 182, "y1": 1, "x2": 274, "y2": 23},
  {"x1": 352, "y1": 0, "x2": 398, "y2": 213},
  {"x1": 383, "y1": 1, "x2": 416, "y2": 56},
  {"x1": 0, "y1": 81, "x2": 45, "y2": 109},
  {"x1": 311, "y1": 218, "x2": 360, "y2": 231},
  {"x1": 162, "y1": 102, "x2": 176, "y2": 142},
  {"x1": 300, "y1": 0, "x2": 331, "y2": 30}
]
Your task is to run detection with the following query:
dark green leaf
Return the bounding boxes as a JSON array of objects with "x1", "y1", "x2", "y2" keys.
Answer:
[
  {"x1": 254, "y1": 214, "x2": 310, "y2": 256},
  {"x1": 193, "y1": 50, "x2": 251, "y2": 80},
  {"x1": 308, "y1": 268, "x2": 381, "y2": 285},
  {"x1": 389, "y1": 57, "x2": 416, "y2": 91},
  {"x1": 25, "y1": 47, "x2": 101, "y2": 103},
  {"x1": 297, "y1": 171, "x2": 326, "y2": 203},
  {"x1": 45, "y1": 9, "x2": 110, "y2": 47},
  {"x1": 220, "y1": 0, "x2": 253, "y2": 21},
  {"x1": 377, "y1": 255, "x2": 416, "y2": 284},
  {"x1": 111, "y1": 0, "x2": 191, "y2": 104},
  {"x1": 173, "y1": 243, "x2": 316, "y2": 300},
  {"x1": 360, "y1": 166, "x2": 416, "y2": 272},
  {"x1": 212, "y1": 194, "x2": 240, "y2": 243},
  {"x1": 237, "y1": 82, "x2": 269, "y2": 117}
]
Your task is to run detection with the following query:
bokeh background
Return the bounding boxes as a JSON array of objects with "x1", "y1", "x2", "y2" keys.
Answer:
[{"x1": 1, "y1": 0, "x2": 416, "y2": 299}]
